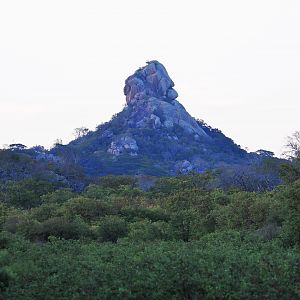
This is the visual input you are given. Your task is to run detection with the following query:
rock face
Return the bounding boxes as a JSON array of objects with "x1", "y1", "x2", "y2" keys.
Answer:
[
  {"x1": 124, "y1": 60, "x2": 178, "y2": 105},
  {"x1": 123, "y1": 61, "x2": 208, "y2": 137}
]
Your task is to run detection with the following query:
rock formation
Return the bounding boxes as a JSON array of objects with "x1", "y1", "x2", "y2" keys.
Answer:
[
  {"x1": 123, "y1": 61, "x2": 208, "y2": 137},
  {"x1": 124, "y1": 60, "x2": 178, "y2": 105},
  {"x1": 108, "y1": 136, "x2": 138, "y2": 156},
  {"x1": 63, "y1": 60, "x2": 248, "y2": 176}
]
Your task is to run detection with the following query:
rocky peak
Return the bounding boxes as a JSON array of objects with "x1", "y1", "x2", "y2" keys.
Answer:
[
  {"x1": 123, "y1": 61, "x2": 208, "y2": 137},
  {"x1": 124, "y1": 60, "x2": 178, "y2": 105}
]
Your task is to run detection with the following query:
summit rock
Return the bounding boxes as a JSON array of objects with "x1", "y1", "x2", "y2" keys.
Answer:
[
  {"x1": 123, "y1": 61, "x2": 208, "y2": 137},
  {"x1": 124, "y1": 60, "x2": 178, "y2": 105}
]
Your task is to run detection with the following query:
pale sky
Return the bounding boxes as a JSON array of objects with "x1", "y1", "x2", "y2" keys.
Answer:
[{"x1": 0, "y1": 1, "x2": 299, "y2": 156}]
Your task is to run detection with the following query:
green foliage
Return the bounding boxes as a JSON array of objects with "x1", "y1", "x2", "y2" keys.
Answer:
[
  {"x1": 29, "y1": 203, "x2": 61, "y2": 222},
  {"x1": 99, "y1": 175, "x2": 137, "y2": 188},
  {"x1": 20, "y1": 217, "x2": 91, "y2": 241},
  {"x1": 275, "y1": 180, "x2": 300, "y2": 246},
  {"x1": 97, "y1": 215, "x2": 128, "y2": 242},
  {"x1": 1, "y1": 236, "x2": 300, "y2": 299},
  {"x1": 212, "y1": 191, "x2": 275, "y2": 230},
  {"x1": 152, "y1": 173, "x2": 211, "y2": 195},
  {"x1": 0, "y1": 203, "x2": 19, "y2": 226},
  {"x1": 1, "y1": 179, "x2": 57, "y2": 209},
  {"x1": 85, "y1": 184, "x2": 143, "y2": 200},
  {"x1": 41, "y1": 188, "x2": 75, "y2": 204},
  {"x1": 63, "y1": 196, "x2": 111, "y2": 222},
  {"x1": 126, "y1": 220, "x2": 173, "y2": 241},
  {"x1": 1, "y1": 174, "x2": 300, "y2": 298},
  {"x1": 170, "y1": 209, "x2": 204, "y2": 241},
  {"x1": 120, "y1": 207, "x2": 169, "y2": 222},
  {"x1": 279, "y1": 160, "x2": 300, "y2": 184}
]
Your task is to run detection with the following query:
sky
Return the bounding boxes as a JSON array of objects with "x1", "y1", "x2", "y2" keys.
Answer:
[{"x1": 0, "y1": 1, "x2": 299, "y2": 156}]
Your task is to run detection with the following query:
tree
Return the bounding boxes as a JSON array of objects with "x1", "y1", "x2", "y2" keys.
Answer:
[
  {"x1": 8, "y1": 144, "x2": 27, "y2": 151},
  {"x1": 279, "y1": 162, "x2": 300, "y2": 184},
  {"x1": 255, "y1": 149, "x2": 274, "y2": 157},
  {"x1": 3, "y1": 179, "x2": 57, "y2": 209},
  {"x1": 283, "y1": 131, "x2": 300, "y2": 160},
  {"x1": 97, "y1": 215, "x2": 128, "y2": 242},
  {"x1": 63, "y1": 197, "x2": 110, "y2": 222},
  {"x1": 24, "y1": 217, "x2": 90, "y2": 241},
  {"x1": 53, "y1": 139, "x2": 63, "y2": 147},
  {"x1": 280, "y1": 131, "x2": 300, "y2": 183},
  {"x1": 73, "y1": 127, "x2": 89, "y2": 139}
]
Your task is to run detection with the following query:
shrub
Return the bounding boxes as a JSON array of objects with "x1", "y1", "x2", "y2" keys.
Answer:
[
  {"x1": 3, "y1": 179, "x2": 57, "y2": 209},
  {"x1": 127, "y1": 220, "x2": 173, "y2": 241},
  {"x1": 63, "y1": 197, "x2": 110, "y2": 222},
  {"x1": 20, "y1": 217, "x2": 90, "y2": 241},
  {"x1": 99, "y1": 175, "x2": 137, "y2": 189},
  {"x1": 97, "y1": 215, "x2": 128, "y2": 242},
  {"x1": 41, "y1": 188, "x2": 75, "y2": 204}
]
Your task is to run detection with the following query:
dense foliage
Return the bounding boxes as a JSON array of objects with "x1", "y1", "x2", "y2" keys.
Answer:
[{"x1": 1, "y1": 165, "x2": 300, "y2": 299}]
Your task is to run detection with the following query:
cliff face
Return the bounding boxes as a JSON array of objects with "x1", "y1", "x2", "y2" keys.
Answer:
[{"x1": 63, "y1": 61, "x2": 249, "y2": 176}]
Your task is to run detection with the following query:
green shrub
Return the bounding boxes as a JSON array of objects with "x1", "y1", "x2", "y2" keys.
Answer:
[
  {"x1": 40, "y1": 188, "x2": 75, "y2": 204},
  {"x1": 3, "y1": 179, "x2": 57, "y2": 209},
  {"x1": 97, "y1": 215, "x2": 128, "y2": 242},
  {"x1": 63, "y1": 197, "x2": 110, "y2": 222},
  {"x1": 99, "y1": 175, "x2": 137, "y2": 189},
  {"x1": 120, "y1": 207, "x2": 169, "y2": 222},
  {"x1": 127, "y1": 220, "x2": 173, "y2": 241},
  {"x1": 20, "y1": 217, "x2": 90, "y2": 241}
]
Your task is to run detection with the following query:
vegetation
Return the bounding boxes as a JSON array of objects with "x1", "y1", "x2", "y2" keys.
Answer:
[
  {"x1": 0, "y1": 132, "x2": 299, "y2": 299},
  {"x1": 0, "y1": 161, "x2": 300, "y2": 299}
]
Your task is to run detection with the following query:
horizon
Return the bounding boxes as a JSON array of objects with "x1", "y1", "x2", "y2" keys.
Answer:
[{"x1": 1, "y1": 1, "x2": 299, "y2": 156}]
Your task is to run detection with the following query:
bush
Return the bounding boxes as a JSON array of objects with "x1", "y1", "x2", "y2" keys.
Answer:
[
  {"x1": 20, "y1": 217, "x2": 90, "y2": 241},
  {"x1": 2, "y1": 237, "x2": 300, "y2": 299},
  {"x1": 3, "y1": 179, "x2": 57, "y2": 209},
  {"x1": 212, "y1": 192, "x2": 275, "y2": 230},
  {"x1": 127, "y1": 220, "x2": 173, "y2": 241},
  {"x1": 120, "y1": 207, "x2": 169, "y2": 222},
  {"x1": 41, "y1": 188, "x2": 75, "y2": 204},
  {"x1": 99, "y1": 175, "x2": 137, "y2": 189},
  {"x1": 63, "y1": 197, "x2": 110, "y2": 222},
  {"x1": 29, "y1": 203, "x2": 61, "y2": 222},
  {"x1": 275, "y1": 180, "x2": 300, "y2": 246},
  {"x1": 170, "y1": 209, "x2": 204, "y2": 241},
  {"x1": 0, "y1": 268, "x2": 12, "y2": 292},
  {"x1": 97, "y1": 215, "x2": 128, "y2": 242}
]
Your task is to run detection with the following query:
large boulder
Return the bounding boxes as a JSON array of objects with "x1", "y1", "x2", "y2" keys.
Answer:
[
  {"x1": 124, "y1": 60, "x2": 178, "y2": 105},
  {"x1": 123, "y1": 61, "x2": 208, "y2": 137}
]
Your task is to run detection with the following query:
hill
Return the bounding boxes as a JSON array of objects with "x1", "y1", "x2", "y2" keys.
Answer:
[{"x1": 58, "y1": 61, "x2": 252, "y2": 176}]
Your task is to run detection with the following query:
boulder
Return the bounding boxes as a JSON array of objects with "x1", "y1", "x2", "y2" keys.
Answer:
[
  {"x1": 124, "y1": 60, "x2": 178, "y2": 105},
  {"x1": 108, "y1": 136, "x2": 138, "y2": 156},
  {"x1": 123, "y1": 61, "x2": 208, "y2": 137},
  {"x1": 174, "y1": 160, "x2": 193, "y2": 174}
]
